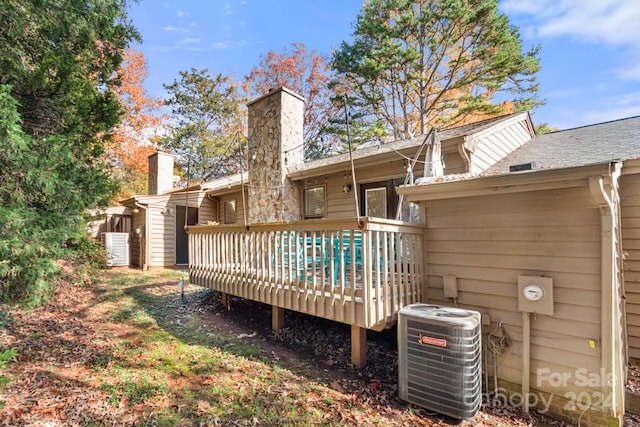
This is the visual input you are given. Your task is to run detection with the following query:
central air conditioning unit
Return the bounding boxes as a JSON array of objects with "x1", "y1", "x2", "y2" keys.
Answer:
[
  {"x1": 398, "y1": 304, "x2": 482, "y2": 420},
  {"x1": 101, "y1": 232, "x2": 130, "y2": 267}
]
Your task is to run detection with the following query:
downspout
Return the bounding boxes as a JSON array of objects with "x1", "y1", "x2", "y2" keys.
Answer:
[
  {"x1": 135, "y1": 202, "x2": 149, "y2": 271},
  {"x1": 521, "y1": 311, "x2": 531, "y2": 414},
  {"x1": 588, "y1": 162, "x2": 624, "y2": 418}
]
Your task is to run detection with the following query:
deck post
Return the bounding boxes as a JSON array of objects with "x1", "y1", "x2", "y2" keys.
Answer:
[
  {"x1": 351, "y1": 325, "x2": 367, "y2": 368},
  {"x1": 220, "y1": 292, "x2": 230, "y2": 309},
  {"x1": 272, "y1": 306, "x2": 285, "y2": 331}
]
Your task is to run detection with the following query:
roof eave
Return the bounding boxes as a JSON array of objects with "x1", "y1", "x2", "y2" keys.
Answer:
[
  {"x1": 287, "y1": 137, "x2": 462, "y2": 181},
  {"x1": 206, "y1": 184, "x2": 246, "y2": 197},
  {"x1": 397, "y1": 161, "x2": 620, "y2": 202}
]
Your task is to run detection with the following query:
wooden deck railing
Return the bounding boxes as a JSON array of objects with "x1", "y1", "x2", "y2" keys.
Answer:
[{"x1": 187, "y1": 217, "x2": 425, "y2": 330}]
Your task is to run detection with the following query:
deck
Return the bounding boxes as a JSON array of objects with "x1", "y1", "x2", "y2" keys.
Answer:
[{"x1": 187, "y1": 217, "x2": 425, "y2": 366}]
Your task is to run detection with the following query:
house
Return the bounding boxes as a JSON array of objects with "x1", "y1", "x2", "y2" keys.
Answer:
[
  {"x1": 88, "y1": 205, "x2": 134, "y2": 267},
  {"x1": 140, "y1": 86, "x2": 640, "y2": 424},
  {"x1": 397, "y1": 116, "x2": 640, "y2": 426},
  {"x1": 191, "y1": 87, "x2": 535, "y2": 227},
  {"x1": 131, "y1": 87, "x2": 534, "y2": 270},
  {"x1": 87, "y1": 205, "x2": 133, "y2": 239},
  {"x1": 186, "y1": 86, "x2": 536, "y2": 369},
  {"x1": 125, "y1": 85, "x2": 640, "y2": 425},
  {"x1": 120, "y1": 151, "x2": 219, "y2": 268}
]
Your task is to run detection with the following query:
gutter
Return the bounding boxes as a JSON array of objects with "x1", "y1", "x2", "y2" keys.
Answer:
[{"x1": 397, "y1": 162, "x2": 616, "y2": 202}]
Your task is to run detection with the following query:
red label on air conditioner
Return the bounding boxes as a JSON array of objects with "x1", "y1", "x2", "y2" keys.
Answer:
[{"x1": 419, "y1": 335, "x2": 447, "y2": 347}]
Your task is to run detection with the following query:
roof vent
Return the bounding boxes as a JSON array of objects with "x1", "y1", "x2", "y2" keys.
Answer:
[{"x1": 509, "y1": 161, "x2": 536, "y2": 173}]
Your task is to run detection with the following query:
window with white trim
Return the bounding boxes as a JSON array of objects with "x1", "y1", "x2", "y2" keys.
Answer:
[
  {"x1": 304, "y1": 186, "x2": 325, "y2": 218},
  {"x1": 365, "y1": 187, "x2": 387, "y2": 218},
  {"x1": 224, "y1": 200, "x2": 236, "y2": 224}
]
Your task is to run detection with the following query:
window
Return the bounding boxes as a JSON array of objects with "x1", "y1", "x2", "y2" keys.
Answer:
[
  {"x1": 398, "y1": 198, "x2": 421, "y2": 223},
  {"x1": 304, "y1": 186, "x2": 325, "y2": 218},
  {"x1": 360, "y1": 178, "x2": 421, "y2": 221},
  {"x1": 224, "y1": 200, "x2": 236, "y2": 224},
  {"x1": 361, "y1": 181, "x2": 394, "y2": 219},
  {"x1": 365, "y1": 187, "x2": 387, "y2": 218}
]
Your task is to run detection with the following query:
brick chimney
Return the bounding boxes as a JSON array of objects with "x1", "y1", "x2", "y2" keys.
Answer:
[
  {"x1": 247, "y1": 87, "x2": 305, "y2": 223},
  {"x1": 147, "y1": 151, "x2": 174, "y2": 195}
]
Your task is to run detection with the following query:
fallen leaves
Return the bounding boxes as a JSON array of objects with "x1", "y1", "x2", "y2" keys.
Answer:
[
  {"x1": 1, "y1": 268, "x2": 638, "y2": 426},
  {"x1": 0, "y1": 281, "x2": 127, "y2": 426}
]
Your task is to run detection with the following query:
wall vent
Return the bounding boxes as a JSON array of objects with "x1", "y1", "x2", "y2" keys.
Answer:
[
  {"x1": 398, "y1": 304, "x2": 482, "y2": 419},
  {"x1": 509, "y1": 161, "x2": 536, "y2": 172}
]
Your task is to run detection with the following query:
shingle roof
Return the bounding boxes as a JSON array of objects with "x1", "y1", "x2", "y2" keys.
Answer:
[
  {"x1": 288, "y1": 113, "x2": 526, "y2": 175},
  {"x1": 201, "y1": 172, "x2": 249, "y2": 192},
  {"x1": 486, "y1": 115, "x2": 640, "y2": 175}
]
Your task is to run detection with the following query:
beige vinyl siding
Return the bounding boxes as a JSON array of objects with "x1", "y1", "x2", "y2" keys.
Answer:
[
  {"x1": 137, "y1": 192, "x2": 216, "y2": 267},
  {"x1": 424, "y1": 186, "x2": 602, "y2": 391},
  {"x1": 326, "y1": 173, "x2": 358, "y2": 218},
  {"x1": 199, "y1": 195, "x2": 218, "y2": 224},
  {"x1": 218, "y1": 191, "x2": 246, "y2": 225},
  {"x1": 321, "y1": 153, "x2": 466, "y2": 219},
  {"x1": 297, "y1": 135, "x2": 476, "y2": 220},
  {"x1": 147, "y1": 204, "x2": 173, "y2": 267},
  {"x1": 348, "y1": 161, "x2": 406, "y2": 183},
  {"x1": 621, "y1": 172, "x2": 640, "y2": 359},
  {"x1": 470, "y1": 119, "x2": 533, "y2": 174}
]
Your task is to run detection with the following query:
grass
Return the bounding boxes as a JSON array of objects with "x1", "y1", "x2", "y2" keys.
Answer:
[
  {"x1": 87, "y1": 268, "x2": 363, "y2": 426},
  {"x1": 0, "y1": 348, "x2": 17, "y2": 409},
  {"x1": 0, "y1": 308, "x2": 18, "y2": 410},
  {"x1": 1, "y1": 267, "x2": 562, "y2": 426}
]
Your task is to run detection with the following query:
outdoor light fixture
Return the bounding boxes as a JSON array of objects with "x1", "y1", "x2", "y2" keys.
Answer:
[
  {"x1": 132, "y1": 208, "x2": 139, "y2": 213},
  {"x1": 342, "y1": 184, "x2": 352, "y2": 193}
]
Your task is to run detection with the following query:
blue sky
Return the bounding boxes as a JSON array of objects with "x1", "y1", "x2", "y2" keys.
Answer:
[{"x1": 129, "y1": 0, "x2": 640, "y2": 131}]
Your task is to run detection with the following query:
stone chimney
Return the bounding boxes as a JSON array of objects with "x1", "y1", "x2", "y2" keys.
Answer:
[
  {"x1": 148, "y1": 151, "x2": 175, "y2": 195},
  {"x1": 247, "y1": 87, "x2": 305, "y2": 223}
]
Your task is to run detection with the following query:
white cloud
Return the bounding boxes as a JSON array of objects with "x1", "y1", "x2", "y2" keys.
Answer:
[
  {"x1": 615, "y1": 55, "x2": 640, "y2": 81},
  {"x1": 177, "y1": 10, "x2": 187, "y2": 18},
  {"x1": 182, "y1": 40, "x2": 247, "y2": 51},
  {"x1": 180, "y1": 38, "x2": 201, "y2": 44},
  {"x1": 212, "y1": 40, "x2": 246, "y2": 49},
  {"x1": 159, "y1": 24, "x2": 193, "y2": 34},
  {"x1": 502, "y1": 0, "x2": 640, "y2": 44},
  {"x1": 580, "y1": 91, "x2": 640, "y2": 123},
  {"x1": 501, "y1": 0, "x2": 640, "y2": 80},
  {"x1": 604, "y1": 91, "x2": 640, "y2": 108},
  {"x1": 224, "y1": 3, "x2": 234, "y2": 15},
  {"x1": 544, "y1": 88, "x2": 582, "y2": 99}
]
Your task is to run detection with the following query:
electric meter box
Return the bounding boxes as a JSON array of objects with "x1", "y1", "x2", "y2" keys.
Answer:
[{"x1": 517, "y1": 275, "x2": 553, "y2": 315}]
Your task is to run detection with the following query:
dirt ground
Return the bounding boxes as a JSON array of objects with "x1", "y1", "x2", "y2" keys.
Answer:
[{"x1": 190, "y1": 284, "x2": 640, "y2": 427}]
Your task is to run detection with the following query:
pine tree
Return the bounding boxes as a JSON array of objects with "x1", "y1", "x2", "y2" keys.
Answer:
[
  {"x1": 331, "y1": 0, "x2": 542, "y2": 140},
  {"x1": 161, "y1": 69, "x2": 244, "y2": 182},
  {"x1": 0, "y1": 0, "x2": 138, "y2": 304}
]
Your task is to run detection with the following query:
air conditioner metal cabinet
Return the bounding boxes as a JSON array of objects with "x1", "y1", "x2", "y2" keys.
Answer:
[
  {"x1": 101, "y1": 232, "x2": 130, "y2": 267},
  {"x1": 398, "y1": 304, "x2": 482, "y2": 420}
]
